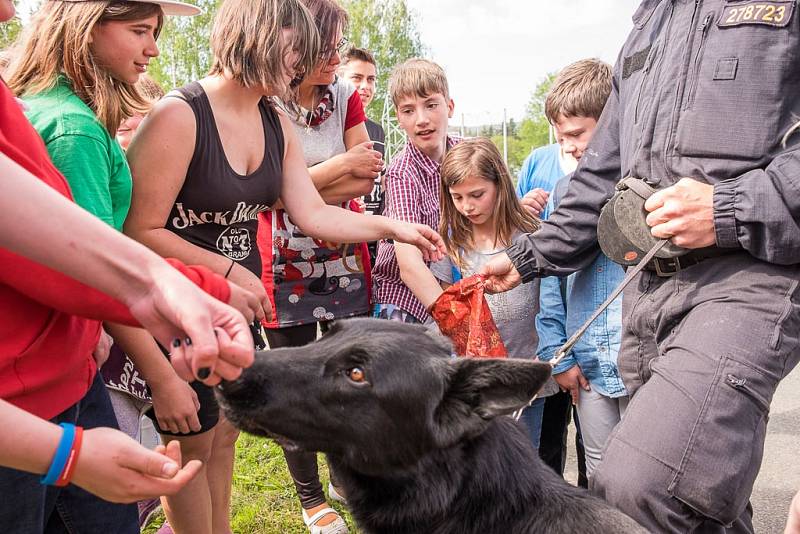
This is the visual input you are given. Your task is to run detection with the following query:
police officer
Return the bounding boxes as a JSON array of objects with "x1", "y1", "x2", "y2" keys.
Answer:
[{"x1": 481, "y1": 1, "x2": 800, "y2": 532}]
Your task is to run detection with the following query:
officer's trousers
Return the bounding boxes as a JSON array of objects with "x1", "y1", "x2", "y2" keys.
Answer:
[{"x1": 591, "y1": 253, "x2": 800, "y2": 533}]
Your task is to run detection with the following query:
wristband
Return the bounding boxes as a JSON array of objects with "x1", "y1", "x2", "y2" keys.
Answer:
[
  {"x1": 224, "y1": 259, "x2": 236, "y2": 279},
  {"x1": 55, "y1": 425, "x2": 84, "y2": 487},
  {"x1": 41, "y1": 423, "x2": 76, "y2": 486}
]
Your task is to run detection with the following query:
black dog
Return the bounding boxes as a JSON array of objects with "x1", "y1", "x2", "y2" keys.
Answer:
[{"x1": 217, "y1": 319, "x2": 646, "y2": 534}]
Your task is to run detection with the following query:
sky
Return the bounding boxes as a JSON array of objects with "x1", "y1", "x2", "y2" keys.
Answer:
[
  {"x1": 14, "y1": 0, "x2": 642, "y2": 124},
  {"x1": 404, "y1": 0, "x2": 642, "y2": 124}
]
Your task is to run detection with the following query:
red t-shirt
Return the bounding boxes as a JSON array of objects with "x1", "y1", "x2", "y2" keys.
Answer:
[{"x1": 0, "y1": 81, "x2": 229, "y2": 419}]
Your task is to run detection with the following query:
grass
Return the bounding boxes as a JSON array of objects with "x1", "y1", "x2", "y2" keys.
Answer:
[{"x1": 143, "y1": 433, "x2": 360, "y2": 533}]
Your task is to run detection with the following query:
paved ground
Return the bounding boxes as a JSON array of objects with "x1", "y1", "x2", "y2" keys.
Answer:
[{"x1": 563, "y1": 367, "x2": 799, "y2": 533}]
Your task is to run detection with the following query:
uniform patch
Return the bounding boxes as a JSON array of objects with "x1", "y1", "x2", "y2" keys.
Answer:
[
  {"x1": 622, "y1": 44, "x2": 652, "y2": 80},
  {"x1": 718, "y1": 1, "x2": 795, "y2": 27}
]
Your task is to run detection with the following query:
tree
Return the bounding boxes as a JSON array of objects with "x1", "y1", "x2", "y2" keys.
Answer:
[
  {"x1": 0, "y1": 15, "x2": 22, "y2": 52},
  {"x1": 341, "y1": 0, "x2": 426, "y2": 119},
  {"x1": 147, "y1": 0, "x2": 218, "y2": 91}
]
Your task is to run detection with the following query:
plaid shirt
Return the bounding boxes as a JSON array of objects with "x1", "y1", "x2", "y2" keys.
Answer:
[{"x1": 371, "y1": 136, "x2": 461, "y2": 322}]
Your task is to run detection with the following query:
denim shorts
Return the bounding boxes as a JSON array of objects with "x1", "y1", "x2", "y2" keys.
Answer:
[{"x1": 0, "y1": 374, "x2": 138, "y2": 533}]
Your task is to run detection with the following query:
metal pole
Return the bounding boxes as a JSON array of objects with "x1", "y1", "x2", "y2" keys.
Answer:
[{"x1": 502, "y1": 108, "x2": 508, "y2": 164}]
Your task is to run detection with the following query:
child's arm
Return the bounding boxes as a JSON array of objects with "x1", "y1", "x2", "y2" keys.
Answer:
[
  {"x1": 396, "y1": 243, "x2": 444, "y2": 311},
  {"x1": 104, "y1": 324, "x2": 201, "y2": 434}
]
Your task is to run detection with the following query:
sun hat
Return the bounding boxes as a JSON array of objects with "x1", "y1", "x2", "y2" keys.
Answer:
[{"x1": 55, "y1": 0, "x2": 202, "y2": 16}]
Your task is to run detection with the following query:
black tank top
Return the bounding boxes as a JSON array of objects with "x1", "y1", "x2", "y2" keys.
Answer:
[{"x1": 165, "y1": 82, "x2": 283, "y2": 276}]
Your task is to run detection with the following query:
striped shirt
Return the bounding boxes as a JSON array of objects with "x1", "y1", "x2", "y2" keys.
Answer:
[{"x1": 371, "y1": 136, "x2": 461, "y2": 322}]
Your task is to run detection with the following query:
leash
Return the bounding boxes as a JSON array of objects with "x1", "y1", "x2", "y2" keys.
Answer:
[{"x1": 512, "y1": 239, "x2": 668, "y2": 421}]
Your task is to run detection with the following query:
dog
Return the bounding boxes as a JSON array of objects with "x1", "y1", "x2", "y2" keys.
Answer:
[{"x1": 217, "y1": 318, "x2": 646, "y2": 534}]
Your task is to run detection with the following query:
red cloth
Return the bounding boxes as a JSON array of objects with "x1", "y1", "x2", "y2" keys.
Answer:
[
  {"x1": 0, "y1": 81, "x2": 230, "y2": 419},
  {"x1": 430, "y1": 275, "x2": 508, "y2": 358},
  {"x1": 344, "y1": 89, "x2": 367, "y2": 131}
]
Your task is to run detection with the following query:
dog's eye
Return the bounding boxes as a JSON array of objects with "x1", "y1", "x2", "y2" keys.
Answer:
[{"x1": 346, "y1": 367, "x2": 366, "y2": 383}]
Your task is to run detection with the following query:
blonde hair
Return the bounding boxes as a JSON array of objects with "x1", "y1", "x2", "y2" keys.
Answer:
[
  {"x1": 209, "y1": 0, "x2": 319, "y2": 98},
  {"x1": 389, "y1": 58, "x2": 449, "y2": 107},
  {"x1": 545, "y1": 58, "x2": 612, "y2": 123},
  {"x1": 440, "y1": 137, "x2": 540, "y2": 270},
  {"x1": 8, "y1": 1, "x2": 163, "y2": 133}
]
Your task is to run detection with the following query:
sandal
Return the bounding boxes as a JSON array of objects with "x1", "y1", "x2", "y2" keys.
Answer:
[{"x1": 302, "y1": 507, "x2": 350, "y2": 534}]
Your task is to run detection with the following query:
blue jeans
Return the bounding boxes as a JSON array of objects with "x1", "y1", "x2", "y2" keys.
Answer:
[
  {"x1": 517, "y1": 397, "x2": 546, "y2": 449},
  {"x1": 0, "y1": 375, "x2": 138, "y2": 533}
]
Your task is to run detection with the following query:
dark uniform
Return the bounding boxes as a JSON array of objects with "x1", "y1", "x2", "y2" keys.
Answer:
[{"x1": 506, "y1": 1, "x2": 800, "y2": 532}]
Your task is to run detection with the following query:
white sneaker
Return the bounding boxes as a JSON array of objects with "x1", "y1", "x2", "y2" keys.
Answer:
[{"x1": 302, "y1": 507, "x2": 349, "y2": 534}]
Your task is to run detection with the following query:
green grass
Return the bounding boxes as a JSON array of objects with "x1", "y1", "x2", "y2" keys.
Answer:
[{"x1": 143, "y1": 434, "x2": 360, "y2": 533}]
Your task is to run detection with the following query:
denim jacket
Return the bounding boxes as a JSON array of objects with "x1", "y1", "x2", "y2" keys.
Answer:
[{"x1": 536, "y1": 175, "x2": 627, "y2": 398}]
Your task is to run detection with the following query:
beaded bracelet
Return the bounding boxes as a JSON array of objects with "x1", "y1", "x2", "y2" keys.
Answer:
[{"x1": 40, "y1": 423, "x2": 83, "y2": 487}]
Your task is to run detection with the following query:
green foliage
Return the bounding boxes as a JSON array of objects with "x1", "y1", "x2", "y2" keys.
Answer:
[
  {"x1": 490, "y1": 72, "x2": 557, "y2": 177},
  {"x1": 143, "y1": 434, "x2": 361, "y2": 534},
  {"x1": 147, "y1": 0, "x2": 218, "y2": 91},
  {"x1": 341, "y1": 0, "x2": 426, "y2": 119},
  {"x1": 0, "y1": 14, "x2": 22, "y2": 51}
]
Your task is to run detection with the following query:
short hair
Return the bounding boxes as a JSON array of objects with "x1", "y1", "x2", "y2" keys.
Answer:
[
  {"x1": 209, "y1": 0, "x2": 318, "y2": 96},
  {"x1": 341, "y1": 46, "x2": 376, "y2": 68},
  {"x1": 545, "y1": 58, "x2": 612, "y2": 123},
  {"x1": 388, "y1": 58, "x2": 449, "y2": 107},
  {"x1": 301, "y1": 0, "x2": 348, "y2": 59}
]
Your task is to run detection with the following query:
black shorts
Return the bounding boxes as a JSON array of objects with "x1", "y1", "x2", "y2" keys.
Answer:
[
  {"x1": 144, "y1": 342, "x2": 220, "y2": 436},
  {"x1": 145, "y1": 378, "x2": 219, "y2": 436}
]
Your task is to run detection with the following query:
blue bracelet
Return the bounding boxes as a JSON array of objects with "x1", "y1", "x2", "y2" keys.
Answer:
[{"x1": 40, "y1": 423, "x2": 76, "y2": 486}]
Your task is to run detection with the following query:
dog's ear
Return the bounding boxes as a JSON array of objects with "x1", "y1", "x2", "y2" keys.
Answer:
[{"x1": 432, "y1": 358, "x2": 552, "y2": 446}]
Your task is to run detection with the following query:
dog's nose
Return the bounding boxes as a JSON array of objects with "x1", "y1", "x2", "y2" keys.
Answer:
[{"x1": 216, "y1": 377, "x2": 246, "y2": 398}]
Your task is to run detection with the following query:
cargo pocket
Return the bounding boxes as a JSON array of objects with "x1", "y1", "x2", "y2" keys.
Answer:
[{"x1": 668, "y1": 354, "x2": 777, "y2": 525}]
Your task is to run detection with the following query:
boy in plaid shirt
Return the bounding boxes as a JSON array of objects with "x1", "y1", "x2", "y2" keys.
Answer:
[{"x1": 371, "y1": 59, "x2": 460, "y2": 323}]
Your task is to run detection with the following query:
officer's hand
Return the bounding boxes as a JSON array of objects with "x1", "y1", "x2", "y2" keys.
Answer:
[
  {"x1": 520, "y1": 188, "x2": 549, "y2": 217},
  {"x1": 786, "y1": 489, "x2": 800, "y2": 534},
  {"x1": 554, "y1": 365, "x2": 590, "y2": 405},
  {"x1": 644, "y1": 177, "x2": 716, "y2": 249},
  {"x1": 480, "y1": 253, "x2": 522, "y2": 293}
]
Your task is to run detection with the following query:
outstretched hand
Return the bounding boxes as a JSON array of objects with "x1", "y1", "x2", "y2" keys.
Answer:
[
  {"x1": 479, "y1": 252, "x2": 522, "y2": 293},
  {"x1": 391, "y1": 222, "x2": 447, "y2": 262},
  {"x1": 127, "y1": 263, "x2": 254, "y2": 386},
  {"x1": 72, "y1": 429, "x2": 202, "y2": 503}
]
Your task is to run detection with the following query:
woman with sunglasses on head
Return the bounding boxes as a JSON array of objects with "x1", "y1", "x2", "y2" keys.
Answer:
[
  {"x1": 258, "y1": 1, "x2": 382, "y2": 531},
  {"x1": 123, "y1": 1, "x2": 443, "y2": 532}
]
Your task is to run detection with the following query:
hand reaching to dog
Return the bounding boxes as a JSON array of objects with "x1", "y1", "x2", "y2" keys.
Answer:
[
  {"x1": 72, "y1": 430, "x2": 201, "y2": 503},
  {"x1": 128, "y1": 264, "x2": 254, "y2": 386},
  {"x1": 554, "y1": 365, "x2": 591, "y2": 405},
  {"x1": 480, "y1": 252, "x2": 522, "y2": 293},
  {"x1": 390, "y1": 222, "x2": 447, "y2": 262},
  {"x1": 644, "y1": 177, "x2": 716, "y2": 249}
]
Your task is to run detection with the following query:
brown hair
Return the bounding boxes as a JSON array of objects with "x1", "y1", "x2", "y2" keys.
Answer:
[
  {"x1": 7, "y1": 1, "x2": 164, "y2": 133},
  {"x1": 301, "y1": 0, "x2": 348, "y2": 61},
  {"x1": 341, "y1": 46, "x2": 376, "y2": 68},
  {"x1": 208, "y1": 0, "x2": 318, "y2": 97},
  {"x1": 389, "y1": 58, "x2": 449, "y2": 107},
  {"x1": 545, "y1": 58, "x2": 612, "y2": 123},
  {"x1": 440, "y1": 137, "x2": 540, "y2": 270}
]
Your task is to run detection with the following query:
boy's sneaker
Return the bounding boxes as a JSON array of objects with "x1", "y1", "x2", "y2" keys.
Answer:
[{"x1": 137, "y1": 498, "x2": 161, "y2": 529}]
